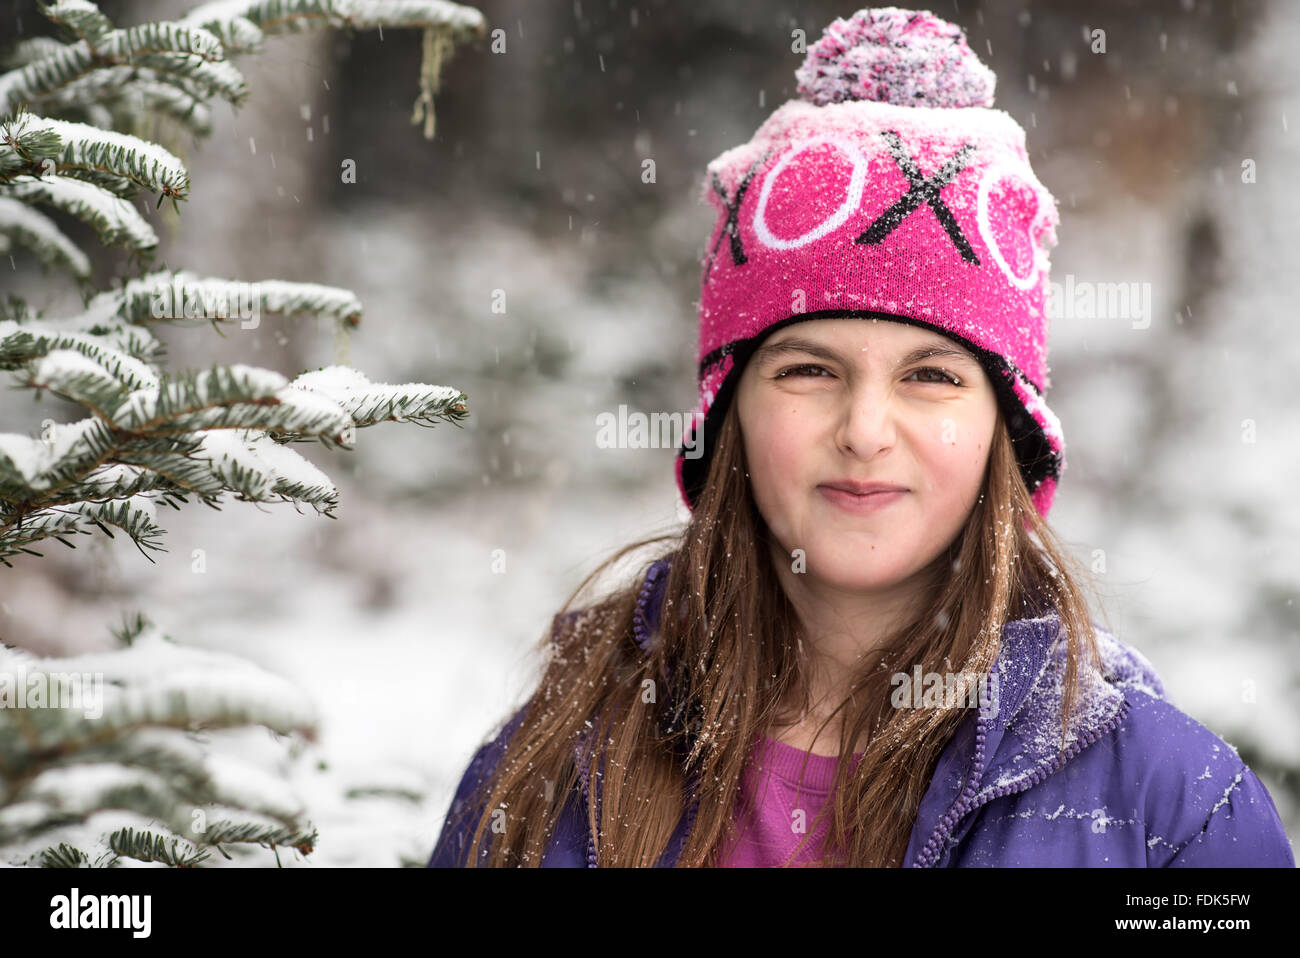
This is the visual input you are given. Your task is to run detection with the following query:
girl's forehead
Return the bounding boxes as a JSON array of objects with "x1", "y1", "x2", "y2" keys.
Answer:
[{"x1": 767, "y1": 319, "x2": 967, "y2": 353}]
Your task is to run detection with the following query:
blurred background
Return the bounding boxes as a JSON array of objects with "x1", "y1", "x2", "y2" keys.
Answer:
[{"x1": 2, "y1": 0, "x2": 1296, "y2": 865}]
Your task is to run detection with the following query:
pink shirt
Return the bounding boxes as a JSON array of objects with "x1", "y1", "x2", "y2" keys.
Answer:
[{"x1": 717, "y1": 734, "x2": 865, "y2": 867}]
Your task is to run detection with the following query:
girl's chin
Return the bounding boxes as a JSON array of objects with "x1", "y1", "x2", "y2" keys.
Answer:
[
  {"x1": 805, "y1": 573, "x2": 913, "y2": 597},
  {"x1": 799, "y1": 556, "x2": 911, "y2": 589}
]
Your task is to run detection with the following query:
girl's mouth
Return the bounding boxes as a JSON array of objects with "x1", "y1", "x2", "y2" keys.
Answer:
[{"x1": 818, "y1": 486, "x2": 907, "y2": 514}]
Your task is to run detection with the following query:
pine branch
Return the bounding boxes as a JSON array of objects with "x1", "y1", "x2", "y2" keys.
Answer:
[
  {"x1": 283, "y1": 364, "x2": 469, "y2": 436},
  {"x1": 0, "y1": 195, "x2": 92, "y2": 279},
  {"x1": 0, "y1": 316, "x2": 166, "y2": 373},
  {"x1": 40, "y1": 1, "x2": 114, "y2": 49},
  {"x1": 0, "y1": 624, "x2": 320, "y2": 863},
  {"x1": 191, "y1": 819, "x2": 317, "y2": 856},
  {"x1": 24, "y1": 347, "x2": 134, "y2": 418},
  {"x1": 0, "y1": 1, "x2": 484, "y2": 870},
  {"x1": 0, "y1": 110, "x2": 190, "y2": 203},
  {"x1": 4, "y1": 764, "x2": 207, "y2": 846},
  {"x1": 16, "y1": 497, "x2": 168, "y2": 560},
  {"x1": 4, "y1": 173, "x2": 159, "y2": 251},
  {"x1": 39, "y1": 842, "x2": 92, "y2": 867},
  {"x1": 2, "y1": 1, "x2": 488, "y2": 145},
  {"x1": 182, "y1": 0, "x2": 486, "y2": 48},
  {"x1": 2, "y1": 38, "x2": 71, "y2": 73},
  {"x1": 97, "y1": 819, "x2": 318, "y2": 867},
  {"x1": 0, "y1": 321, "x2": 468, "y2": 557},
  {"x1": 0, "y1": 415, "x2": 119, "y2": 500},
  {"x1": 0, "y1": 341, "x2": 470, "y2": 560},
  {"x1": 0, "y1": 5, "x2": 247, "y2": 119},
  {"x1": 45, "y1": 66, "x2": 215, "y2": 139},
  {"x1": 108, "y1": 826, "x2": 209, "y2": 867},
  {"x1": 113, "y1": 270, "x2": 364, "y2": 328},
  {"x1": 109, "y1": 609, "x2": 150, "y2": 646},
  {"x1": 194, "y1": 428, "x2": 339, "y2": 511}
]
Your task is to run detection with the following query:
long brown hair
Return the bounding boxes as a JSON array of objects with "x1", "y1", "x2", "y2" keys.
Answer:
[{"x1": 455, "y1": 394, "x2": 1109, "y2": 867}]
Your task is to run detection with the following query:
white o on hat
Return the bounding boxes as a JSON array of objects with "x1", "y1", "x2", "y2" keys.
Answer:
[{"x1": 752, "y1": 136, "x2": 870, "y2": 252}]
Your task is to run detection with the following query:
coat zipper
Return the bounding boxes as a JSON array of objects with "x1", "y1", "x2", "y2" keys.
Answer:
[
  {"x1": 581, "y1": 560, "x2": 677, "y2": 867},
  {"x1": 580, "y1": 749, "x2": 598, "y2": 867},
  {"x1": 911, "y1": 698, "x2": 1131, "y2": 867},
  {"x1": 578, "y1": 749, "x2": 699, "y2": 868}
]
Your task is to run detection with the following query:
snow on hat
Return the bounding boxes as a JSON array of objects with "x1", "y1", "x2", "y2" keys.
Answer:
[{"x1": 675, "y1": 6, "x2": 1064, "y2": 519}]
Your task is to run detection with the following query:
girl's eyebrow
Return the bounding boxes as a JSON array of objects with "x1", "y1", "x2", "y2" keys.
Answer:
[{"x1": 753, "y1": 336, "x2": 980, "y2": 369}]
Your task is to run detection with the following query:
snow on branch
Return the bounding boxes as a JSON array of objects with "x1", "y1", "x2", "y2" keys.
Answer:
[
  {"x1": 1, "y1": 6, "x2": 246, "y2": 118},
  {"x1": 0, "y1": 317, "x2": 165, "y2": 379},
  {"x1": 47, "y1": 66, "x2": 216, "y2": 138},
  {"x1": 194, "y1": 428, "x2": 339, "y2": 511},
  {"x1": 0, "y1": 622, "x2": 319, "y2": 861},
  {"x1": 76, "y1": 270, "x2": 365, "y2": 329},
  {"x1": 0, "y1": 110, "x2": 190, "y2": 203},
  {"x1": 4, "y1": 173, "x2": 158, "y2": 251},
  {"x1": 0, "y1": 415, "x2": 115, "y2": 493},
  {"x1": 109, "y1": 364, "x2": 355, "y2": 442},
  {"x1": 181, "y1": 0, "x2": 487, "y2": 43},
  {"x1": 38, "y1": 1, "x2": 114, "y2": 49},
  {"x1": 26, "y1": 347, "x2": 133, "y2": 415},
  {"x1": 0, "y1": 194, "x2": 91, "y2": 278},
  {"x1": 288, "y1": 364, "x2": 469, "y2": 432},
  {"x1": 2, "y1": 36, "x2": 72, "y2": 70},
  {"x1": 179, "y1": 0, "x2": 489, "y2": 140}
]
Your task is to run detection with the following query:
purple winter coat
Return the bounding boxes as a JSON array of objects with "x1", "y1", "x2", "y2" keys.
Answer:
[{"x1": 429, "y1": 558, "x2": 1295, "y2": 867}]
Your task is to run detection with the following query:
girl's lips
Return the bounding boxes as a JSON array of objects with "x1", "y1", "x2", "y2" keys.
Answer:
[{"x1": 818, "y1": 486, "x2": 907, "y2": 514}]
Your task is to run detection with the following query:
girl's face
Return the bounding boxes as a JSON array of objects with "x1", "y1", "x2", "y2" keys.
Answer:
[{"x1": 735, "y1": 318, "x2": 999, "y2": 595}]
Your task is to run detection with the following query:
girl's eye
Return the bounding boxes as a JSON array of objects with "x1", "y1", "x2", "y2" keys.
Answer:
[
  {"x1": 909, "y1": 366, "x2": 962, "y2": 386},
  {"x1": 774, "y1": 364, "x2": 830, "y2": 379},
  {"x1": 775, "y1": 365, "x2": 961, "y2": 385}
]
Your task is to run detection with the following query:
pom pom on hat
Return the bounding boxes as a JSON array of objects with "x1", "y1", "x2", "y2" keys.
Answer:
[{"x1": 795, "y1": 6, "x2": 996, "y2": 109}]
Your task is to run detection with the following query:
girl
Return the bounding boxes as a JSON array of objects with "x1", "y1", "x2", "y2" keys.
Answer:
[{"x1": 428, "y1": 7, "x2": 1295, "y2": 867}]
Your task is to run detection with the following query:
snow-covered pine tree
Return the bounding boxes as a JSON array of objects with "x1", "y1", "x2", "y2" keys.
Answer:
[{"x1": 0, "y1": 0, "x2": 485, "y2": 866}]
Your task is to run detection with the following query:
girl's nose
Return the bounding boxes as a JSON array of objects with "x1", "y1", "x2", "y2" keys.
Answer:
[{"x1": 835, "y1": 386, "x2": 898, "y2": 460}]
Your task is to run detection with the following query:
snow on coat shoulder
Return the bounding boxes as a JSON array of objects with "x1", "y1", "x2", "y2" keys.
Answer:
[{"x1": 936, "y1": 622, "x2": 1296, "y2": 867}]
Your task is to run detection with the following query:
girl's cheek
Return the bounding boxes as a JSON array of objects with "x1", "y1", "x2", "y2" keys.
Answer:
[
  {"x1": 930, "y1": 416, "x2": 980, "y2": 459},
  {"x1": 760, "y1": 435, "x2": 793, "y2": 487}
]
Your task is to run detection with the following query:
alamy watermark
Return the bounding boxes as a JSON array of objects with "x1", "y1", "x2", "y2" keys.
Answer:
[
  {"x1": 1, "y1": 667, "x2": 104, "y2": 719},
  {"x1": 150, "y1": 278, "x2": 262, "y2": 330},
  {"x1": 1046, "y1": 275, "x2": 1153, "y2": 329},
  {"x1": 595, "y1": 404, "x2": 703, "y2": 458},
  {"x1": 891, "y1": 667, "x2": 1000, "y2": 717}
]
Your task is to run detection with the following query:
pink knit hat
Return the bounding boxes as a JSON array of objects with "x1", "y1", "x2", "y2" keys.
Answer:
[{"x1": 675, "y1": 6, "x2": 1064, "y2": 519}]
